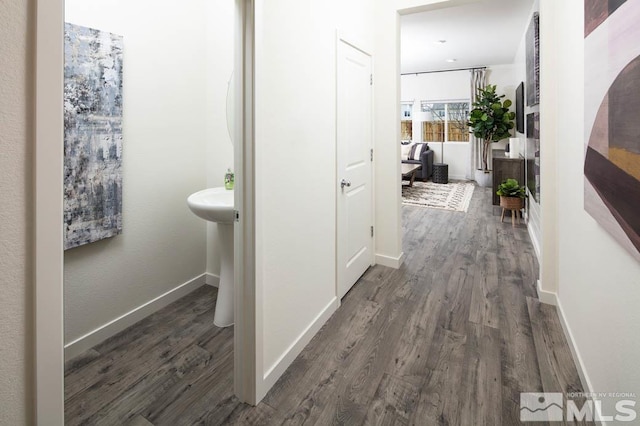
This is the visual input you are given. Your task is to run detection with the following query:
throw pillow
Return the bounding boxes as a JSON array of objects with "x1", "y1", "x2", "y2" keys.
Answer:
[
  {"x1": 401, "y1": 142, "x2": 413, "y2": 159},
  {"x1": 409, "y1": 143, "x2": 428, "y2": 160}
]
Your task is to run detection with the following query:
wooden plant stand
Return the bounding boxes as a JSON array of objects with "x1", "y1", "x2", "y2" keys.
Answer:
[{"x1": 500, "y1": 196, "x2": 524, "y2": 227}]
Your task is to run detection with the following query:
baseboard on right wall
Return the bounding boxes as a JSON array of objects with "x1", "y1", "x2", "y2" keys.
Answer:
[
  {"x1": 258, "y1": 296, "x2": 339, "y2": 401},
  {"x1": 536, "y1": 279, "x2": 558, "y2": 306},
  {"x1": 536, "y1": 281, "x2": 597, "y2": 422},
  {"x1": 555, "y1": 297, "x2": 595, "y2": 407}
]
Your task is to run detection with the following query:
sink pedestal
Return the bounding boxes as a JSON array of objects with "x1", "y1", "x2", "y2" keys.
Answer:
[
  {"x1": 215, "y1": 223, "x2": 234, "y2": 327},
  {"x1": 186, "y1": 187, "x2": 235, "y2": 328}
]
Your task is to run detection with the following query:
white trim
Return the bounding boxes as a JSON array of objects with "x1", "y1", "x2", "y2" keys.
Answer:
[
  {"x1": 448, "y1": 174, "x2": 469, "y2": 181},
  {"x1": 536, "y1": 279, "x2": 558, "y2": 306},
  {"x1": 375, "y1": 252, "x2": 405, "y2": 269},
  {"x1": 555, "y1": 297, "x2": 595, "y2": 407},
  {"x1": 35, "y1": 0, "x2": 65, "y2": 423},
  {"x1": 64, "y1": 275, "x2": 207, "y2": 361},
  {"x1": 259, "y1": 297, "x2": 340, "y2": 400},
  {"x1": 537, "y1": 286, "x2": 598, "y2": 423},
  {"x1": 234, "y1": 0, "x2": 258, "y2": 405},
  {"x1": 205, "y1": 273, "x2": 220, "y2": 287},
  {"x1": 36, "y1": 0, "x2": 256, "y2": 418},
  {"x1": 528, "y1": 216, "x2": 542, "y2": 261}
]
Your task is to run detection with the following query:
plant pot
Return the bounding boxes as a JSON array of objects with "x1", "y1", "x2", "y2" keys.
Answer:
[
  {"x1": 474, "y1": 169, "x2": 492, "y2": 187},
  {"x1": 499, "y1": 196, "x2": 524, "y2": 210}
]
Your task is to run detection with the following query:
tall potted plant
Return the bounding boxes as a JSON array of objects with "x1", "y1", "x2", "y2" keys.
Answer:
[{"x1": 468, "y1": 85, "x2": 515, "y2": 186}]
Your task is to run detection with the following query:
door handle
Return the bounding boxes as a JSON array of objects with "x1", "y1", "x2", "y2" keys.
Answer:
[{"x1": 340, "y1": 179, "x2": 351, "y2": 189}]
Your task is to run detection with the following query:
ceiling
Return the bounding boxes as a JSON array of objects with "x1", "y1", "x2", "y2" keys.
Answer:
[{"x1": 401, "y1": 0, "x2": 534, "y2": 74}]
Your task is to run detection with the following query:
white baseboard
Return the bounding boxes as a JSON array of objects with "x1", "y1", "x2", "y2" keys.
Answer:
[
  {"x1": 536, "y1": 284, "x2": 599, "y2": 423},
  {"x1": 375, "y1": 252, "x2": 405, "y2": 269},
  {"x1": 258, "y1": 297, "x2": 340, "y2": 401},
  {"x1": 449, "y1": 174, "x2": 468, "y2": 181},
  {"x1": 555, "y1": 297, "x2": 595, "y2": 406},
  {"x1": 205, "y1": 273, "x2": 220, "y2": 287},
  {"x1": 64, "y1": 273, "x2": 207, "y2": 361},
  {"x1": 536, "y1": 279, "x2": 558, "y2": 306}
]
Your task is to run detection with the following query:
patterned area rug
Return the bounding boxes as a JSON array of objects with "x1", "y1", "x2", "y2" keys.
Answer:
[{"x1": 402, "y1": 180, "x2": 475, "y2": 212}]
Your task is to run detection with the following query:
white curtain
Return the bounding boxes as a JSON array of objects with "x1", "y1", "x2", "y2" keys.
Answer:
[{"x1": 469, "y1": 68, "x2": 486, "y2": 178}]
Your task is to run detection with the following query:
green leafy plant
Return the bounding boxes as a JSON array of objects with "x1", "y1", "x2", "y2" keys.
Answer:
[
  {"x1": 496, "y1": 178, "x2": 526, "y2": 198},
  {"x1": 468, "y1": 85, "x2": 516, "y2": 172}
]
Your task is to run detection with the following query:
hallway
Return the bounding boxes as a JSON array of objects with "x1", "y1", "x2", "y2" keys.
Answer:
[{"x1": 64, "y1": 186, "x2": 588, "y2": 425}]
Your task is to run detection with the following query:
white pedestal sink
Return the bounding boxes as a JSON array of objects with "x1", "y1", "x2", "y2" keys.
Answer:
[{"x1": 187, "y1": 187, "x2": 234, "y2": 327}]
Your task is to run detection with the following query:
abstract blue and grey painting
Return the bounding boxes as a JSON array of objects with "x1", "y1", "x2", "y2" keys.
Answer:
[{"x1": 64, "y1": 23, "x2": 124, "y2": 250}]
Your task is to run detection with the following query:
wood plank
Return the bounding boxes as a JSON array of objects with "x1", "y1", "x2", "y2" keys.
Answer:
[
  {"x1": 410, "y1": 327, "x2": 467, "y2": 425},
  {"x1": 469, "y1": 251, "x2": 500, "y2": 329},
  {"x1": 363, "y1": 373, "x2": 420, "y2": 425},
  {"x1": 384, "y1": 274, "x2": 444, "y2": 386},
  {"x1": 498, "y1": 275, "x2": 544, "y2": 425},
  {"x1": 459, "y1": 323, "x2": 502, "y2": 426},
  {"x1": 221, "y1": 402, "x2": 278, "y2": 426},
  {"x1": 527, "y1": 297, "x2": 586, "y2": 395},
  {"x1": 64, "y1": 348, "x2": 101, "y2": 375},
  {"x1": 437, "y1": 252, "x2": 476, "y2": 335},
  {"x1": 125, "y1": 415, "x2": 154, "y2": 426},
  {"x1": 85, "y1": 345, "x2": 214, "y2": 426},
  {"x1": 143, "y1": 350, "x2": 236, "y2": 425},
  {"x1": 65, "y1": 302, "x2": 217, "y2": 422},
  {"x1": 65, "y1": 285, "x2": 216, "y2": 400}
]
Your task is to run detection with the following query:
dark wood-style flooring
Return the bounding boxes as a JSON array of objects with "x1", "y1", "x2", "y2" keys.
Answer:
[{"x1": 65, "y1": 186, "x2": 589, "y2": 425}]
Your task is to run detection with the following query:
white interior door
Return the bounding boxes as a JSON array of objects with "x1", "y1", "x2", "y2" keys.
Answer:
[{"x1": 337, "y1": 40, "x2": 373, "y2": 299}]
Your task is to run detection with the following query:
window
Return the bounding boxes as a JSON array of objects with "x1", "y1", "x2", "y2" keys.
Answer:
[
  {"x1": 401, "y1": 102, "x2": 413, "y2": 119},
  {"x1": 401, "y1": 102, "x2": 413, "y2": 140},
  {"x1": 420, "y1": 101, "x2": 470, "y2": 143}
]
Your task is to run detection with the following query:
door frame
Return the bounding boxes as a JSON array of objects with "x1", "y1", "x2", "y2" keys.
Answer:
[
  {"x1": 34, "y1": 0, "x2": 257, "y2": 422},
  {"x1": 335, "y1": 33, "x2": 376, "y2": 301}
]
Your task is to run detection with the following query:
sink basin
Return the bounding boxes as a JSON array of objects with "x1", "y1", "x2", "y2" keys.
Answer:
[
  {"x1": 187, "y1": 187, "x2": 234, "y2": 223},
  {"x1": 187, "y1": 187, "x2": 235, "y2": 327}
]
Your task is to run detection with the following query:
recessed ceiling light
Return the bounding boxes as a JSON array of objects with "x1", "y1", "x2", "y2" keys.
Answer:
[
  {"x1": 433, "y1": 39, "x2": 447, "y2": 44},
  {"x1": 446, "y1": 59, "x2": 457, "y2": 63}
]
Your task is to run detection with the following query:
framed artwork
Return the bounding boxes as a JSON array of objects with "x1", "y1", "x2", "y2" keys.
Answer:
[
  {"x1": 516, "y1": 82, "x2": 524, "y2": 134},
  {"x1": 526, "y1": 112, "x2": 540, "y2": 202},
  {"x1": 526, "y1": 13, "x2": 540, "y2": 106},
  {"x1": 584, "y1": 0, "x2": 640, "y2": 262},
  {"x1": 64, "y1": 23, "x2": 124, "y2": 250}
]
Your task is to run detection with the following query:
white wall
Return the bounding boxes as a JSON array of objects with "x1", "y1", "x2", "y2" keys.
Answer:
[
  {"x1": 551, "y1": 0, "x2": 640, "y2": 401},
  {"x1": 254, "y1": 0, "x2": 374, "y2": 399},
  {"x1": 0, "y1": 0, "x2": 33, "y2": 422},
  {"x1": 205, "y1": 0, "x2": 235, "y2": 281},
  {"x1": 64, "y1": 1, "x2": 209, "y2": 346}
]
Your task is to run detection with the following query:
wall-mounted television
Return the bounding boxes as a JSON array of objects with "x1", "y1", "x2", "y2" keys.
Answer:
[{"x1": 516, "y1": 82, "x2": 524, "y2": 134}]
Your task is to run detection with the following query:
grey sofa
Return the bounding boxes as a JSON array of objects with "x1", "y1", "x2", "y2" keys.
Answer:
[{"x1": 401, "y1": 143, "x2": 434, "y2": 180}]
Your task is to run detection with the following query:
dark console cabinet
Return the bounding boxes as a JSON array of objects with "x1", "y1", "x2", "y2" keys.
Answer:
[{"x1": 492, "y1": 149, "x2": 525, "y2": 206}]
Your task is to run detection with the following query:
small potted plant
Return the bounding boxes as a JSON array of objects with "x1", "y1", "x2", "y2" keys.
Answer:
[
  {"x1": 497, "y1": 179, "x2": 526, "y2": 224},
  {"x1": 468, "y1": 85, "x2": 516, "y2": 186}
]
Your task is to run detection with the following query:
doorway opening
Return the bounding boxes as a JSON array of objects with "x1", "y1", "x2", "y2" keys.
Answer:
[
  {"x1": 398, "y1": 0, "x2": 538, "y2": 239},
  {"x1": 35, "y1": 0, "x2": 256, "y2": 422}
]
